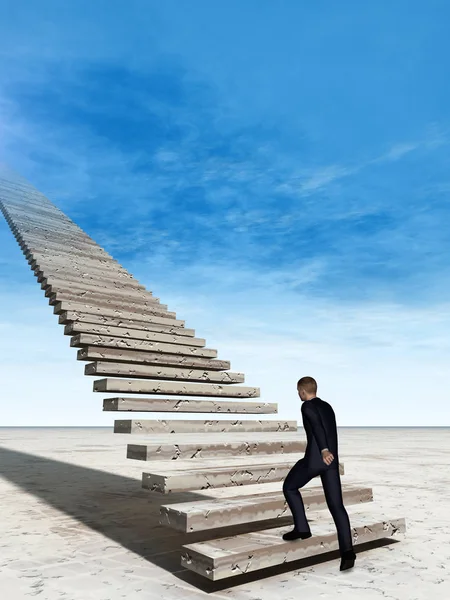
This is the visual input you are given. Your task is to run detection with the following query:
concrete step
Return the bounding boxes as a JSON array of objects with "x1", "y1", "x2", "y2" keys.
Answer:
[
  {"x1": 143, "y1": 460, "x2": 343, "y2": 493},
  {"x1": 35, "y1": 265, "x2": 139, "y2": 285},
  {"x1": 78, "y1": 346, "x2": 229, "y2": 369},
  {"x1": 94, "y1": 378, "x2": 258, "y2": 397},
  {"x1": 29, "y1": 256, "x2": 131, "y2": 277},
  {"x1": 48, "y1": 290, "x2": 166, "y2": 312},
  {"x1": 8, "y1": 208, "x2": 74, "y2": 228},
  {"x1": 16, "y1": 230, "x2": 98, "y2": 250},
  {"x1": 50, "y1": 289, "x2": 163, "y2": 307},
  {"x1": 180, "y1": 512, "x2": 407, "y2": 580},
  {"x1": 37, "y1": 270, "x2": 145, "y2": 290},
  {"x1": 63, "y1": 313, "x2": 195, "y2": 337},
  {"x1": 69, "y1": 325, "x2": 205, "y2": 346},
  {"x1": 71, "y1": 333, "x2": 214, "y2": 356},
  {"x1": 23, "y1": 243, "x2": 113, "y2": 262},
  {"x1": 42, "y1": 275, "x2": 146, "y2": 293},
  {"x1": 56, "y1": 299, "x2": 172, "y2": 319},
  {"x1": 10, "y1": 222, "x2": 95, "y2": 243},
  {"x1": 86, "y1": 362, "x2": 242, "y2": 383},
  {"x1": 54, "y1": 301, "x2": 179, "y2": 323},
  {"x1": 160, "y1": 484, "x2": 373, "y2": 532},
  {"x1": 43, "y1": 281, "x2": 154, "y2": 302},
  {"x1": 116, "y1": 419, "x2": 295, "y2": 435},
  {"x1": 127, "y1": 436, "x2": 305, "y2": 461},
  {"x1": 104, "y1": 397, "x2": 277, "y2": 413}
]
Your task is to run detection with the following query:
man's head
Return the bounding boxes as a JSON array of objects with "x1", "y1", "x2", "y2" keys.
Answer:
[{"x1": 297, "y1": 376, "x2": 317, "y2": 401}]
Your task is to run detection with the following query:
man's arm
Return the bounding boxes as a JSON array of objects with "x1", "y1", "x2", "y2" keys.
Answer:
[{"x1": 302, "y1": 402, "x2": 329, "y2": 452}]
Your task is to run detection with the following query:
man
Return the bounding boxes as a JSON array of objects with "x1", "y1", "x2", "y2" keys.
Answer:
[{"x1": 282, "y1": 376, "x2": 356, "y2": 571}]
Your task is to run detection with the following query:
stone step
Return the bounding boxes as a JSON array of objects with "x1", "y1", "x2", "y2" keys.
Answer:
[
  {"x1": 48, "y1": 288, "x2": 163, "y2": 306},
  {"x1": 86, "y1": 362, "x2": 242, "y2": 383},
  {"x1": 26, "y1": 247, "x2": 124, "y2": 269},
  {"x1": 127, "y1": 436, "x2": 305, "y2": 461},
  {"x1": 78, "y1": 347, "x2": 228, "y2": 369},
  {"x1": 71, "y1": 333, "x2": 214, "y2": 356},
  {"x1": 54, "y1": 301, "x2": 179, "y2": 323},
  {"x1": 180, "y1": 513, "x2": 407, "y2": 580},
  {"x1": 16, "y1": 231, "x2": 98, "y2": 251},
  {"x1": 116, "y1": 419, "x2": 296, "y2": 435},
  {"x1": 23, "y1": 243, "x2": 112, "y2": 261},
  {"x1": 160, "y1": 484, "x2": 373, "y2": 533},
  {"x1": 68, "y1": 324, "x2": 204, "y2": 346},
  {"x1": 9, "y1": 213, "x2": 89, "y2": 234},
  {"x1": 37, "y1": 270, "x2": 146, "y2": 291},
  {"x1": 63, "y1": 313, "x2": 195, "y2": 337},
  {"x1": 29, "y1": 256, "x2": 131, "y2": 277},
  {"x1": 56, "y1": 299, "x2": 172, "y2": 319},
  {"x1": 143, "y1": 460, "x2": 343, "y2": 493},
  {"x1": 42, "y1": 275, "x2": 146, "y2": 293},
  {"x1": 10, "y1": 222, "x2": 97, "y2": 244},
  {"x1": 43, "y1": 281, "x2": 154, "y2": 302},
  {"x1": 35, "y1": 265, "x2": 139, "y2": 285},
  {"x1": 2, "y1": 201, "x2": 66, "y2": 220},
  {"x1": 104, "y1": 397, "x2": 277, "y2": 413},
  {"x1": 48, "y1": 290, "x2": 166, "y2": 312},
  {"x1": 94, "y1": 378, "x2": 258, "y2": 397}
]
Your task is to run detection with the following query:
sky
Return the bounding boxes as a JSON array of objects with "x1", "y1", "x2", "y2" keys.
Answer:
[{"x1": 1, "y1": 1, "x2": 450, "y2": 426}]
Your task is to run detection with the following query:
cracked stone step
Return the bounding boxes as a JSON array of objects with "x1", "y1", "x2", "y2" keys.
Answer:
[
  {"x1": 104, "y1": 397, "x2": 277, "y2": 413},
  {"x1": 142, "y1": 460, "x2": 343, "y2": 493},
  {"x1": 43, "y1": 281, "x2": 155, "y2": 302},
  {"x1": 127, "y1": 436, "x2": 305, "y2": 461},
  {"x1": 63, "y1": 313, "x2": 194, "y2": 336},
  {"x1": 35, "y1": 265, "x2": 139, "y2": 285},
  {"x1": 116, "y1": 419, "x2": 294, "y2": 435},
  {"x1": 23, "y1": 243, "x2": 113, "y2": 261},
  {"x1": 10, "y1": 223, "x2": 97, "y2": 245},
  {"x1": 54, "y1": 302, "x2": 179, "y2": 323},
  {"x1": 159, "y1": 484, "x2": 373, "y2": 532},
  {"x1": 180, "y1": 513, "x2": 407, "y2": 580},
  {"x1": 71, "y1": 333, "x2": 215, "y2": 357},
  {"x1": 42, "y1": 276, "x2": 147, "y2": 294},
  {"x1": 57, "y1": 300, "x2": 173, "y2": 319},
  {"x1": 78, "y1": 347, "x2": 228, "y2": 369},
  {"x1": 29, "y1": 256, "x2": 132, "y2": 277},
  {"x1": 69, "y1": 322, "x2": 206, "y2": 346},
  {"x1": 48, "y1": 290, "x2": 167, "y2": 313},
  {"x1": 94, "y1": 379, "x2": 259, "y2": 397},
  {"x1": 64, "y1": 314, "x2": 194, "y2": 337},
  {"x1": 37, "y1": 270, "x2": 145, "y2": 290},
  {"x1": 86, "y1": 362, "x2": 243, "y2": 383}
]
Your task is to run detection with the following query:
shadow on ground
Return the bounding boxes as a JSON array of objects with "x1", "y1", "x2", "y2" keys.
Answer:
[{"x1": 0, "y1": 446, "x2": 397, "y2": 592}]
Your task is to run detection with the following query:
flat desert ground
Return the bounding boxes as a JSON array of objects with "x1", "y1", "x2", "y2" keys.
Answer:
[{"x1": 0, "y1": 427, "x2": 448, "y2": 600}]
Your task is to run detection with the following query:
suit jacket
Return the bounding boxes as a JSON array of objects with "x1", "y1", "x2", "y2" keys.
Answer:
[{"x1": 301, "y1": 397, "x2": 339, "y2": 470}]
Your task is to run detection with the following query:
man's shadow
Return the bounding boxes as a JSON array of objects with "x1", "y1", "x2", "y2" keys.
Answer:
[{"x1": 0, "y1": 446, "x2": 396, "y2": 592}]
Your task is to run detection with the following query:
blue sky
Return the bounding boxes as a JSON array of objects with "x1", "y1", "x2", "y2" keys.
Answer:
[{"x1": 1, "y1": 1, "x2": 450, "y2": 426}]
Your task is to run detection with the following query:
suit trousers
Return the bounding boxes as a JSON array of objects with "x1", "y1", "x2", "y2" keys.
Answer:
[{"x1": 282, "y1": 457, "x2": 353, "y2": 554}]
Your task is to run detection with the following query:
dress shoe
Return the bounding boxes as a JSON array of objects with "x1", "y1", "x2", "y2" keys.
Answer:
[
  {"x1": 282, "y1": 528, "x2": 312, "y2": 541},
  {"x1": 340, "y1": 550, "x2": 356, "y2": 571}
]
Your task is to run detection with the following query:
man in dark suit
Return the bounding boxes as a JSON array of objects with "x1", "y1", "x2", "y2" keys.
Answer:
[{"x1": 282, "y1": 376, "x2": 356, "y2": 571}]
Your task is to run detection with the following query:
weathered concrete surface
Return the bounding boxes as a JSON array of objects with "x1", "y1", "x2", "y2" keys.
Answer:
[
  {"x1": 43, "y1": 276, "x2": 147, "y2": 294},
  {"x1": 72, "y1": 333, "x2": 215, "y2": 356},
  {"x1": 86, "y1": 362, "x2": 243, "y2": 383},
  {"x1": 65, "y1": 315, "x2": 194, "y2": 337},
  {"x1": 48, "y1": 291, "x2": 167, "y2": 313},
  {"x1": 116, "y1": 419, "x2": 295, "y2": 435},
  {"x1": 127, "y1": 437, "x2": 306, "y2": 461},
  {"x1": 180, "y1": 515, "x2": 407, "y2": 580},
  {"x1": 160, "y1": 485, "x2": 373, "y2": 532},
  {"x1": 94, "y1": 378, "x2": 258, "y2": 397},
  {"x1": 142, "y1": 460, "x2": 344, "y2": 493},
  {"x1": 29, "y1": 256, "x2": 132, "y2": 277},
  {"x1": 37, "y1": 270, "x2": 146, "y2": 290},
  {"x1": 44, "y1": 281, "x2": 156, "y2": 302},
  {"x1": 36, "y1": 265, "x2": 139, "y2": 284},
  {"x1": 56, "y1": 299, "x2": 172, "y2": 319},
  {"x1": 78, "y1": 347, "x2": 229, "y2": 369},
  {"x1": 68, "y1": 324, "x2": 203, "y2": 345},
  {"x1": 23, "y1": 243, "x2": 112, "y2": 261},
  {"x1": 104, "y1": 396, "x2": 277, "y2": 413},
  {"x1": 54, "y1": 301, "x2": 180, "y2": 323}
]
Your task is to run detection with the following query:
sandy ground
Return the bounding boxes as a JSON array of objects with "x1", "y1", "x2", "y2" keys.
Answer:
[{"x1": 0, "y1": 426, "x2": 448, "y2": 600}]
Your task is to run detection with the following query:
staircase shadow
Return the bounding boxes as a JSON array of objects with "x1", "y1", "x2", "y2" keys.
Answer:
[{"x1": 0, "y1": 446, "x2": 397, "y2": 592}]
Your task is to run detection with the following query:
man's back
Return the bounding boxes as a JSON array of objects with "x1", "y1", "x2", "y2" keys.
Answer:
[{"x1": 301, "y1": 397, "x2": 339, "y2": 470}]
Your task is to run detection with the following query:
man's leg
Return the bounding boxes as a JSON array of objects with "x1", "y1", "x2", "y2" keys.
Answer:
[
  {"x1": 320, "y1": 468, "x2": 354, "y2": 554},
  {"x1": 282, "y1": 458, "x2": 317, "y2": 533}
]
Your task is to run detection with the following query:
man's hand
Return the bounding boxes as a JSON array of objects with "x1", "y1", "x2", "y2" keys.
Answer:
[{"x1": 321, "y1": 449, "x2": 335, "y2": 465}]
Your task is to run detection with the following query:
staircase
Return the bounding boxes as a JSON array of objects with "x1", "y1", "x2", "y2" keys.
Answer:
[{"x1": 0, "y1": 168, "x2": 406, "y2": 581}]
